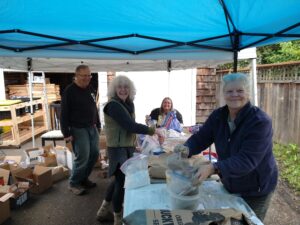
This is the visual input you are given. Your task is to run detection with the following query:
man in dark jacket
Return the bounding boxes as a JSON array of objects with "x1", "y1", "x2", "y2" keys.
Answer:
[
  {"x1": 61, "y1": 65, "x2": 101, "y2": 195},
  {"x1": 183, "y1": 73, "x2": 278, "y2": 222}
]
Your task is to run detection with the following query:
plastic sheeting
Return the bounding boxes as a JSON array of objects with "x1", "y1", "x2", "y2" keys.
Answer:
[{"x1": 124, "y1": 181, "x2": 263, "y2": 225}]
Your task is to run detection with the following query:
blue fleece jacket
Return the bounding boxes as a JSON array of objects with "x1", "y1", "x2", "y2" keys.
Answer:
[{"x1": 186, "y1": 102, "x2": 278, "y2": 197}]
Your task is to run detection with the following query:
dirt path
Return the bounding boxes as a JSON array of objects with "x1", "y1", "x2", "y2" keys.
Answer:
[{"x1": 264, "y1": 178, "x2": 300, "y2": 225}]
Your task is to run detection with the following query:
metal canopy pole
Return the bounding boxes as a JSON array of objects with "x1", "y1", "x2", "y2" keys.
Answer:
[
  {"x1": 233, "y1": 51, "x2": 238, "y2": 73},
  {"x1": 233, "y1": 32, "x2": 240, "y2": 73},
  {"x1": 40, "y1": 71, "x2": 50, "y2": 129},
  {"x1": 27, "y1": 58, "x2": 35, "y2": 147}
]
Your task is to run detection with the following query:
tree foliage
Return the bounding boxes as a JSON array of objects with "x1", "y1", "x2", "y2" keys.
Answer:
[
  {"x1": 257, "y1": 40, "x2": 300, "y2": 64},
  {"x1": 217, "y1": 40, "x2": 300, "y2": 69}
]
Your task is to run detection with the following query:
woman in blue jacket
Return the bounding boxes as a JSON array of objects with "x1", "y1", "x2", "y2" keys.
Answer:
[{"x1": 184, "y1": 73, "x2": 278, "y2": 222}]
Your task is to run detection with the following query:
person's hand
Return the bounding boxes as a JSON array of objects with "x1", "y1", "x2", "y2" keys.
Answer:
[
  {"x1": 192, "y1": 163, "x2": 215, "y2": 186},
  {"x1": 145, "y1": 115, "x2": 151, "y2": 125},
  {"x1": 173, "y1": 144, "x2": 189, "y2": 158},
  {"x1": 157, "y1": 135, "x2": 164, "y2": 145},
  {"x1": 64, "y1": 136, "x2": 73, "y2": 143},
  {"x1": 155, "y1": 128, "x2": 165, "y2": 145}
]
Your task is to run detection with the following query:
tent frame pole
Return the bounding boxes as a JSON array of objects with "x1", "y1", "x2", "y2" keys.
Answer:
[
  {"x1": 27, "y1": 58, "x2": 36, "y2": 147},
  {"x1": 233, "y1": 32, "x2": 240, "y2": 73}
]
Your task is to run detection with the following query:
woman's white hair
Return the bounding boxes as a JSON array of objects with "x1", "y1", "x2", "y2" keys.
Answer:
[
  {"x1": 222, "y1": 73, "x2": 250, "y2": 94},
  {"x1": 107, "y1": 75, "x2": 136, "y2": 101}
]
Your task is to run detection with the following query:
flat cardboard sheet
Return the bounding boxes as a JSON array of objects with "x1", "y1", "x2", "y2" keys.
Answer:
[{"x1": 3, "y1": 156, "x2": 22, "y2": 164}]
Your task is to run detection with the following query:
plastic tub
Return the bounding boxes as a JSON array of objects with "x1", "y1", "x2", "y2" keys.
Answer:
[
  {"x1": 165, "y1": 169, "x2": 195, "y2": 195},
  {"x1": 167, "y1": 188, "x2": 200, "y2": 210}
]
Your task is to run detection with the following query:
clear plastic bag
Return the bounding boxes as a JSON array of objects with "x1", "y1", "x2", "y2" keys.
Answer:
[
  {"x1": 120, "y1": 154, "x2": 150, "y2": 189},
  {"x1": 166, "y1": 169, "x2": 198, "y2": 196},
  {"x1": 141, "y1": 135, "x2": 163, "y2": 155}
]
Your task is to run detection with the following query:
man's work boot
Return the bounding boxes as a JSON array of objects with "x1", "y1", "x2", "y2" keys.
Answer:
[{"x1": 96, "y1": 200, "x2": 114, "y2": 221}]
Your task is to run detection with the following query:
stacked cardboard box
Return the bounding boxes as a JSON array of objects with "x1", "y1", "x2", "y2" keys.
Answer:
[
  {"x1": 0, "y1": 145, "x2": 72, "y2": 218},
  {"x1": 14, "y1": 165, "x2": 52, "y2": 194},
  {"x1": 0, "y1": 146, "x2": 74, "y2": 224},
  {"x1": 0, "y1": 192, "x2": 13, "y2": 224}
]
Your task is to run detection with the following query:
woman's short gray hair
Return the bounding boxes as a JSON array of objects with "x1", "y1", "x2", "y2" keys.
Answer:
[
  {"x1": 222, "y1": 73, "x2": 250, "y2": 93},
  {"x1": 107, "y1": 75, "x2": 136, "y2": 101}
]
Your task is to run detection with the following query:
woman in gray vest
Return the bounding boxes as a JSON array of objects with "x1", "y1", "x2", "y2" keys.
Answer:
[{"x1": 96, "y1": 75, "x2": 163, "y2": 225}]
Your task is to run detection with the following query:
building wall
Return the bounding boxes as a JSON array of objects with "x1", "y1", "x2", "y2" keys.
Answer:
[{"x1": 196, "y1": 68, "x2": 217, "y2": 124}]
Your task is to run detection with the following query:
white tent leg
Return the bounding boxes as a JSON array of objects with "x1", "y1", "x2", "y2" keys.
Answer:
[
  {"x1": 41, "y1": 71, "x2": 51, "y2": 129},
  {"x1": 97, "y1": 72, "x2": 108, "y2": 127},
  {"x1": 28, "y1": 71, "x2": 35, "y2": 147},
  {"x1": 250, "y1": 58, "x2": 258, "y2": 106}
]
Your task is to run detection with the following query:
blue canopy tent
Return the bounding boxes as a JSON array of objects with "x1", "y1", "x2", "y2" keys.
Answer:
[
  {"x1": 0, "y1": 0, "x2": 299, "y2": 148},
  {"x1": 0, "y1": 0, "x2": 299, "y2": 71}
]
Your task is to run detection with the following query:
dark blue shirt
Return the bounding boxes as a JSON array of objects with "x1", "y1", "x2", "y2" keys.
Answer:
[
  {"x1": 186, "y1": 102, "x2": 278, "y2": 197},
  {"x1": 60, "y1": 83, "x2": 100, "y2": 137}
]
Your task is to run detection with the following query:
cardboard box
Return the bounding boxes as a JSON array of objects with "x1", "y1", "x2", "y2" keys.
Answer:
[
  {"x1": 2, "y1": 156, "x2": 22, "y2": 165},
  {"x1": 0, "y1": 168, "x2": 10, "y2": 185},
  {"x1": 0, "y1": 193, "x2": 13, "y2": 224},
  {"x1": 0, "y1": 182, "x2": 30, "y2": 209},
  {"x1": 0, "y1": 162, "x2": 20, "y2": 172},
  {"x1": 0, "y1": 163, "x2": 22, "y2": 184},
  {"x1": 54, "y1": 146, "x2": 67, "y2": 167},
  {"x1": 25, "y1": 148, "x2": 45, "y2": 165},
  {"x1": 25, "y1": 146, "x2": 57, "y2": 167},
  {"x1": 51, "y1": 166, "x2": 69, "y2": 183},
  {"x1": 40, "y1": 146, "x2": 57, "y2": 167},
  {"x1": 9, "y1": 182, "x2": 30, "y2": 209},
  {"x1": 40, "y1": 154, "x2": 57, "y2": 167},
  {"x1": 14, "y1": 165, "x2": 52, "y2": 194},
  {"x1": 66, "y1": 142, "x2": 73, "y2": 151},
  {"x1": 54, "y1": 146, "x2": 74, "y2": 170}
]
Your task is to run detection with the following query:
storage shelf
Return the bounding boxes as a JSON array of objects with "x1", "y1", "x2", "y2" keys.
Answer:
[{"x1": 0, "y1": 99, "x2": 49, "y2": 147}]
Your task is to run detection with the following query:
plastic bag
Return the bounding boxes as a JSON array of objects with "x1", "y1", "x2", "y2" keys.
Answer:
[
  {"x1": 141, "y1": 135, "x2": 164, "y2": 155},
  {"x1": 188, "y1": 124, "x2": 202, "y2": 134},
  {"x1": 120, "y1": 154, "x2": 150, "y2": 189},
  {"x1": 161, "y1": 111, "x2": 182, "y2": 133}
]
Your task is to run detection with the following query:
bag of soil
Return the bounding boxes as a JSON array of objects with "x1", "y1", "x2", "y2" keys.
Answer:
[{"x1": 123, "y1": 208, "x2": 257, "y2": 225}]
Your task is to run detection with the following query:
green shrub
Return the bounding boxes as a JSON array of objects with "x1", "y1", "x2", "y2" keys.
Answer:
[{"x1": 273, "y1": 142, "x2": 300, "y2": 193}]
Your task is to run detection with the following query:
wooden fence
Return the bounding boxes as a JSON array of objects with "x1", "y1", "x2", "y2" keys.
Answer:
[{"x1": 216, "y1": 61, "x2": 300, "y2": 146}]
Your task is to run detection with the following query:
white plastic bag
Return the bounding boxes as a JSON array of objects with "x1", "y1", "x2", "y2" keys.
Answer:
[{"x1": 120, "y1": 154, "x2": 150, "y2": 189}]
